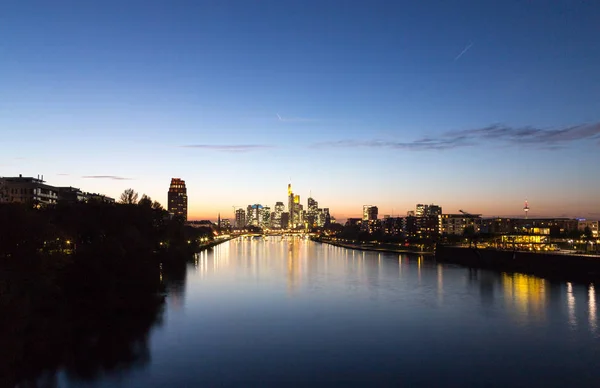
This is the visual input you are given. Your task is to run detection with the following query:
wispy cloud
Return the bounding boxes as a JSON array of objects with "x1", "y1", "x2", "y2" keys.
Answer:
[
  {"x1": 276, "y1": 113, "x2": 316, "y2": 123},
  {"x1": 82, "y1": 175, "x2": 133, "y2": 180},
  {"x1": 180, "y1": 144, "x2": 274, "y2": 153},
  {"x1": 313, "y1": 122, "x2": 600, "y2": 151},
  {"x1": 454, "y1": 43, "x2": 473, "y2": 61}
]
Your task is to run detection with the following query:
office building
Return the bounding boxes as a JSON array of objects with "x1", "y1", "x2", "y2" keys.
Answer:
[
  {"x1": 247, "y1": 204, "x2": 263, "y2": 227},
  {"x1": 281, "y1": 212, "x2": 290, "y2": 229},
  {"x1": 262, "y1": 206, "x2": 271, "y2": 228},
  {"x1": 272, "y1": 201, "x2": 285, "y2": 229},
  {"x1": 168, "y1": 178, "x2": 188, "y2": 221}
]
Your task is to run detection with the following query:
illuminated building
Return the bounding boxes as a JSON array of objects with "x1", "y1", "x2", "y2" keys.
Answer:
[
  {"x1": 578, "y1": 220, "x2": 599, "y2": 238},
  {"x1": 363, "y1": 205, "x2": 378, "y2": 221},
  {"x1": 272, "y1": 201, "x2": 285, "y2": 229},
  {"x1": 416, "y1": 204, "x2": 442, "y2": 217},
  {"x1": 168, "y1": 178, "x2": 188, "y2": 221},
  {"x1": 262, "y1": 206, "x2": 271, "y2": 228},
  {"x1": 307, "y1": 197, "x2": 318, "y2": 227},
  {"x1": 441, "y1": 214, "x2": 482, "y2": 235},
  {"x1": 288, "y1": 183, "x2": 295, "y2": 228},
  {"x1": 383, "y1": 217, "x2": 404, "y2": 235},
  {"x1": 246, "y1": 204, "x2": 263, "y2": 227},
  {"x1": 235, "y1": 208, "x2": 246, "y2": 228},
  {"x1": 219, "y1": 218, "x2": 231, "y2": 230}
]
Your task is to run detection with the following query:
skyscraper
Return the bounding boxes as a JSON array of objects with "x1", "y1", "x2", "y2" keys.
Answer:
[
  {"x1": 168, "y1": 178, "x2": 188, "y2": 221},
  {"x1": 288, "y1": 183, "x2": 294, "y2": 228},
  {"x1": 273, "y1": 201, "x2": 285, "y2": 229},
  {"x1": 307, "y1": 197, "x2": 318, "y2": 227},
  {"x1": 235, "y1": 208, "x2": 246, "y2": 228}
]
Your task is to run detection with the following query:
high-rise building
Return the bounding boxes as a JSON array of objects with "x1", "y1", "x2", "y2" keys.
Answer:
[
  {"x1": 247, "y1": 204, "x2": 263, "y2": 227},
  {"x1": 235, "y1": 208, "x2": 246, "y2": 228},
  {"x1": 288, "y1": 183, "x2": 294, "y2": 228},
  {"x1": 281, "y1": 212, "x2": 290, "y2": 229},
  {"x1": 363, "y1": 205, "x2": 378, "y2": 221},
  {"x1": 262, "y1": 206, "x2": 271, "y2": 228},
  {"x1": 168, "y1": 178, "x2": 188, "y2": 221},
  {"x1": 307, "y1": 197, "x2": 318, "y2": 227},
  {"x1": 273, "y1": 202, "x2": 285, "y2": 229},
  {"x1": 416, "y1": 204, "x2": 442, "y2": 217}
]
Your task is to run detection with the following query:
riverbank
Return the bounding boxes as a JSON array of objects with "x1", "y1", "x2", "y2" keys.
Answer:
[
  {"x1": 312, "y1": 237, "x2": 433, "y2": 256},
  {"x1": 436, "y1": 245, "x2": 600, "y2": 283}
]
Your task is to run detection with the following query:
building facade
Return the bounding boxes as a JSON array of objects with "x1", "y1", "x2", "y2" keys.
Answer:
[
  {"x1": 0, "y1": 175, "x2": 59, "y2": 206},
  {"x1": 168, "y1": 178, "x2": 188, "y2": 221},
  {"x1": 235, "y1": 208, "x2": 246, "y2": 228}
]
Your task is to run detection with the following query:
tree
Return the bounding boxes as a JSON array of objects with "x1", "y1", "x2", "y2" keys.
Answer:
[
  {"x1": 584, "y1": 226, "x2": 594, "y2": 240},
  {"x1": 119, "y1": 189, "x2": 139, "y2": 205},
  {"x1": 151, "y1": 201, "x2": 164, "y2": 211},
  {"x1": 138, "y1": 194, "x2": 152, "y2": 208},
  {"x1": 463, "y1": 225, "x2": 476, "y2": 248}
]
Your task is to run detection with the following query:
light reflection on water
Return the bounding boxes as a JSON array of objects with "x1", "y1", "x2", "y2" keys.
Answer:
[{"x1": 73, "y1": 238, "x2": 600, "y2": 387}]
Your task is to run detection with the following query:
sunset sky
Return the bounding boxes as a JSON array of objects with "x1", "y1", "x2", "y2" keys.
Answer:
[{"x1": 2, "y1": 0, "x2": 599, "y2": 221}]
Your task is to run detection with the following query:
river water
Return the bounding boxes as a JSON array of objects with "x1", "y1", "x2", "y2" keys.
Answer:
[{"x1": 57, "y1": 237, "x2": 600, "y2": 387}]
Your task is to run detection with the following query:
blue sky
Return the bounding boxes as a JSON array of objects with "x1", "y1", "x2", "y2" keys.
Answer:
[{"x1": 1, "y1": 0, "x2": 599, "y2": 220}]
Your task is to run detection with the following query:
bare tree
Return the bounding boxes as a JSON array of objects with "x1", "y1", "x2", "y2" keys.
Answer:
[
  {"x1": 119, "y1": 188, "x2": 139, "y2": 204},
  {"x1": 152, "y1": 201, "x2": 164, "y2": 211}
]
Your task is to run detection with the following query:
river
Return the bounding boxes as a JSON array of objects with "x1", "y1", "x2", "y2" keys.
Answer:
[{"x1": 42, "y1": 238, "x2": 600, "y2": 386}]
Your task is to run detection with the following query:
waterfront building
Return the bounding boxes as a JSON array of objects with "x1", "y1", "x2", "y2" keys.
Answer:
[
  {"x1": 383, "y1": 217, "x2": 404, "y2": 236},
  {"x1": 168, "y1": 178, "x2": 188, "y2": 221},
  {"x1": 578, "y1": 220, "x2": 599, "y2": 238},
  {"x1": 262, "y1": 206, "x2": 271, "y2": 228},
  {"x1": 235, "y1": 208, "x2": 246, "y2": 228},
  {"x1": 273, "y1": 201, "x2": 285, "y2": 229},
  {"x1": 247, "y1": 204, "x2": 263, "y2": 227},
  {"x1": 441, "y1": 214, "x2": 482, "y2": 235},
  {"x1": 220, "y1": 218, "x2": 231, "y2": 230}
]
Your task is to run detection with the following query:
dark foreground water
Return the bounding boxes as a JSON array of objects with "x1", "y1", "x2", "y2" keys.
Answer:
[{"x1": 36, "y1": 238, "x2": 600, "y2": 386}]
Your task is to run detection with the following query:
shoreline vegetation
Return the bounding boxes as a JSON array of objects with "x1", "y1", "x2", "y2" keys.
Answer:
[{"x1": 0, "y1": 194, "x2": 223, "y2": 387}]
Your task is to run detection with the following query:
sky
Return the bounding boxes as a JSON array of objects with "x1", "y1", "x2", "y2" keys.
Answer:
[{"x1": 1, "y1": 0, "x2": 599, "y2": 221}]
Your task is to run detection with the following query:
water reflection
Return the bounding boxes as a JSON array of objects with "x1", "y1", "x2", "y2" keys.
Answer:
[
  {"x1": 502, "y1": 273, "x2": 546, "y2": 324},
  {"x1": 589, "y1": 284, "x2": 597, "y2": 335},
  {"x1": 567, "y1": 282, "x2": 577, "y2": 329},
  {"x1": 11, "y1": 240, "x2": 600, "y2": 386}
]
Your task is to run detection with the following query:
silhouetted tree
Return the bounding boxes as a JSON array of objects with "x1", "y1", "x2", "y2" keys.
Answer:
[
  {"x1": 463, "y1": 225, "x2": 476, "y2": 248},
  {"x1": 138, "y1": 194, "x2": 152, "y2": 208},
  {"x1": 119, "y1": 189, "x2": 139, "y2": 204},
  {"x1": 151, "y1": 201, "x2": 164, "y2": 211},
  {"x1": 584, "y1": 226, "x2": 594, "y2": 240}
]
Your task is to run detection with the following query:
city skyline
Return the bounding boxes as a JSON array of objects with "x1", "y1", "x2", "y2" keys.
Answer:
[{"x1": 2, "y1": 1, "x2": 599, "y2": 220}]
